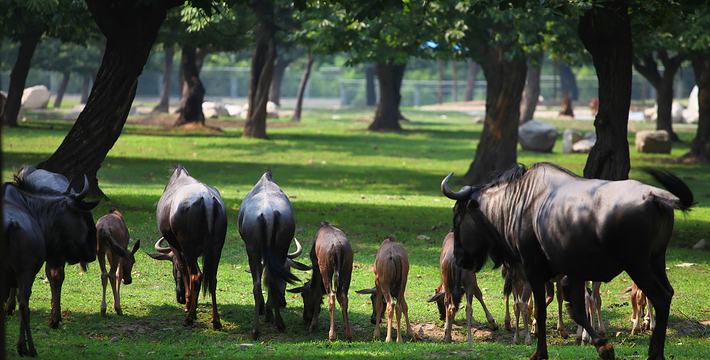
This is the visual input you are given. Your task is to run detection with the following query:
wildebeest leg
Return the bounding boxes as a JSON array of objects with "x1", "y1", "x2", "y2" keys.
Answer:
[
  {"x1": 465, "y1": 292, "x2": 474, "y2": 344},
  {"x1": 630, "y1": 260, "x2": 673, "y2": 360},
  {"x1": 400, "y1": 293, "x2": 416, "y2": 342},
  {"x1": 591, "y1": 282, "x2": 605, "y2": 335},
  {"x1": 528, "y1": 278, "x2": 548, "y2": 360},
  {"x1": 17, "y1": 273, "x2": 37, "y2": 357},
  {"x1": 504, "y1": 290, "x2": 512, "y2": 331},
  {"x1": 468, "y1": 275, "x2": 497, "y2": 331},
  {"x1": 109, "y1": 255, "x2": 123, "y2": 315},
  {"x1": 311, "y1": 267, "x2": 325, "y2": 334},
  {"x1": 555, "y1": 281, "x2": 568, "y2": 338},
  {"x1": 522, "y1": 286, "x2": 533, "y2": 346},
  {"x1": 646, "y1": 297, "x2": 655, "y2": 331},
  {"x1": 566, "y1": 277, "x2": 614, "y2": 360},
  {"x1": 5, "y1": 287, "x2": 17, "y2": 315},
  {"x1": 384, "y1": 292, "x2": 395, "y2": 342},
  {"x1": 184, "y1": 259, "x2": 203, "y2": 327},
  {"x1": 99, "y1": 246, "x2": 110, "y2": 316},
  {"x1": 444, "y1": 293, "x2": 454, "y2": 343},
  {"x1": 208, "y1": 269, "x2": 221, "y2": 331},
  {"x1": 249, "y1": 257, "x2": 263, "y2": 340},
  {"x1": 46, "y1": 262, "x2": 65, "y2": 329},
  {"x1": 338, "y1": 273, "x2": 353, "y2": 342}
]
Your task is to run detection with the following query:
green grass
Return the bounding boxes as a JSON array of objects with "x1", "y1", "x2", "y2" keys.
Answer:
[{"x1": 2, "y1": 108, "x2": 709, "y2": 359}]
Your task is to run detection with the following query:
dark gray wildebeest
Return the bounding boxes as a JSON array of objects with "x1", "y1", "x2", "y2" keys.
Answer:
[
  {"x1": 96, "y1": 208, "x2": 140, "y2": 316},
  {"x1": 10, "y1": 169, "x2": 99, "y2": 329},
  {"x1": 238, "y1": 171, "x2": 310, "y2": 340},
  {"x1": 2, "y1": 183, "x2": 46, "y2": 357},
  {"x1": 427, "y1": 231, "x2": 497, "y2": 344},
  {"x1": 356, "y1": 235, "x2": 418, "y2": 343},
  {"x1": 442, "y1": 162, "x2": 695, "y2": 360},
  {"x1": 288, "y1": 221, "x2": 354, "y2": 342},
  {"x1": 148, "y1": 165, "x2": 227, "y2": 330}
]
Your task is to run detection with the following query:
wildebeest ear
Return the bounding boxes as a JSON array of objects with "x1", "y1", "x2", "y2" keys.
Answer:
[
  {"x1": 287, "y1": 286, "x2": 306, "y2": 293},
  {"x1": 147, "y1": 252, "x2": 173, "y2": 261},
  {"x1": 466, "y1": 199, "x2": 480, "y2": 210},
  {"x1": 355, "y1": 288, "x2": 376, "y2": 295},
  {"x1": 286, "y1": 259, "x2": 312, "y2": 271},
  {"x1": 427, "y1": 292, "x2": 445, "y2": 303},
  {"x1": 131, "y1": 239, "x2": 141, "y2": 254}
]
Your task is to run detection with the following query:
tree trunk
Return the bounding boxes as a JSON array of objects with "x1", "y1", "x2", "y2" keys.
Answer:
[
  {"x1": 464, "y1": 60, "x2": 478, "y2": 102},
  {"x1": 291, "y1": 53, "x2": 314, "y2": 122},
  {"x1": 558, "y1": 63, "x2": 578, "y2": 101},
  {"x1": 688, "y1": 52, "x2": 710, "y2": 162},
  {"x1": 369, "y1": 62, "x2": 406, "y2": 131},
  {"x1": 244, "y1": 0, "x2": 277, "y2": 139},
  {"x1": 2, "y1": 28, "x2": 43, "y2": 127},
  {"x1": 53, "y1": 71, "x2": 71, "y2": 108},
  {"x1": 153, "y1": 47, "x2": 174, "y2": 113},
  {"x1": 175, "y1": 47, "x2": 211, "y2": 114},
  {"x1": 579, "y1": 0, "x2": 632, "y2": 181},
  {"x1": 461, "y1": 50, "x2": 527, "y2": 185},
  {"x1": 270, "y1": 55, "x2": 292, "y2": 106},
  {"x1": 634, "y1": 51, "x2": 683, "y2": 141},
  {"x1": 37, "y1": 0, "x2": 178, "y2": 198},
  {"x1": 174, "y1": 45, "x2": 205, "y2": 126},
  {"x1": 366, "y1": 66, "x2": 376, "y2": 106},
  {"x1": 520, "y1": 55, "x2": 541, "y2": 123}
]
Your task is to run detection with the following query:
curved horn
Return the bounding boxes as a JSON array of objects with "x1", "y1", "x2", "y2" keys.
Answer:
[
  {"x1": 287, "y1": 238, "x2": 303, "y2": 259},
  {"x1": 73, "y1": 175, "x2": 91, "y2": 201},
  {"x1": 441, "y1": 173, "x2": 472, "y2": 200},
  {"x1": 154, "y1": 237, "x2": 172, "y2": 254}
]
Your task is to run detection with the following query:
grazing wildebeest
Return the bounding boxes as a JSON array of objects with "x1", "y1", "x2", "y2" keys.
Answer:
[
  {"x1": 96, "y1": 208, "x2": 140, "y2": 316},
  {"x1": 442, "y1": 162, "x2": 694, "y2": 360},
  {"x1": 427, "y1": 231, "x2": 497, "y2": 344},
  {"x1": 288, "y1": 221, "x2": 354, "y2": 342},
  {"x1": 11, "y1": 171, "x2": 99, "y2": 329},
  {"x1": 356, "y1": 235, "x2": 417, "y2": 343},
  {"x1": 502, "y1": 264, "x2": 533, "y2": 346},
  {"x1": 238, "y1": 171, "x2": 308, "y2": 340},
  {"x1": 625, "y1": 281, "x2": 655, "y2": 335},
  {"x1": 2, "y1": 184, "x2": 46, "y2": 357},
  {"x1": 147, "y1": 165, "x2": 227, "y2": 330}
]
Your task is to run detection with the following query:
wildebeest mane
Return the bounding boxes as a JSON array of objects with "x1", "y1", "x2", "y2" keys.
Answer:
[{"x1": 13, "y1": 174, "x2": 65, "y2": 195}]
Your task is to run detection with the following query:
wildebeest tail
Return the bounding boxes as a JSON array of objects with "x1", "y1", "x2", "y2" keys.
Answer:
[
  {"x1": 98, "y1": 227, "x2": 130, "y2": 258},
  {"x1": 201, "y1": 197, "x2": 223, "y2": 298},
  {"x1": 642, "y1": 167, "x2": 696, "y2": 211},
  {"x1": 450, "y1": 266, "x2": 463, "y2": 308},
  {"x1": 262, "y1": 211, "x2": 300, "y2": 285},
  {"x1": 333, "y1": 246, "x2": 342, "y2": 292},
  {"x1": 389, "y1": 256, "x2": 403, "y2": 299}
]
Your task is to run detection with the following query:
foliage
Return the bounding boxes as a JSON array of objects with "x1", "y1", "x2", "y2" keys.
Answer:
[
  {"x1": 2, "y1": 108, "x2": 709, "y2": 358},
  {"x1": 30, "y1": 38, "x2": 104, "y2": 76}
]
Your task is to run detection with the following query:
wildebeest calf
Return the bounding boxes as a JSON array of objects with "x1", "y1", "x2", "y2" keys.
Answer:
[
  {"x1": 427, "y1": 232, "x2": 497, "y2": 344},
  {"x1": 289, "y1": 221, "x2": 354, "y2": 342},
  {"x1": 96, "y1": 208, "x2": 140, "y2": 316},
  {"x1": 356, "y1": 235, "x2": 418, "y2": 343},
  {"x1": 502, "y1": 264, "x2": 533, "y2": 346}
]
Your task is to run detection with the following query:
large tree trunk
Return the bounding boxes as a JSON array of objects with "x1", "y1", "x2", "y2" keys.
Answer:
[
  {"x1": 369, "y1": 62, "x2": 405, "y2": 131},
  {"x1": 270, "y1": 55, "x2": 293, "y2": 106},
  {"x1": 2, "y1": 28, "x2": 43, "y2": 127},
  {"x1": 37, "y1": 0, "x2": 178, "y2": 198},
  {"x1": 291, "y1": 53, "x2": 314, "y2": 122},
  {"x1": 175, "y1": 47, "x2": 212, "y2": 114},
  {"x1": 174, "y1": 45, "x2": 205, "y2": 126},
  {"x1": 634, "y1": 51, "x2": 683, "y2": 141},
  {"x1": 578, "y1": 0, "x2": 632, "y2": 181},
  {"x1": 520, "y1": 54, "x2": 542, "y2": 123},
  {"x1": 153, "y1": 47, "x2": 174, "y2": 113},
  {"x1": 53, "y1": 71, "x2": 71, "y2": 108},
  {"x1": 688, "y1": 52, "x2": 710, "y2": 162},
  {"x1": 464, "y1": 60, "x2": 478, "y2": 102},
  {"x1": 366, "y1": 66, "x2": 376, "y2": 106},
  {"x1": 558, "y1": 63, "x2": 578, "y2": 101},
  {"x1": 244, "y1": 0, "x2": 276, "y2": 139},
  {"x1": 461, "y1": 49, "x2": 527, "y2": 185}
]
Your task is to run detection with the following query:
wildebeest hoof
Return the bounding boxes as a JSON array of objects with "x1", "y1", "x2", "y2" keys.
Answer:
[
  {"x1": 183, "y1": 318, "x2": 194, "y2": 327},
  {"x1": 597, "y1": 343, "x2": 615, "y2": 360},
  {"x1": 528, "y1": 350, "x2": 549, "y2": 360}
]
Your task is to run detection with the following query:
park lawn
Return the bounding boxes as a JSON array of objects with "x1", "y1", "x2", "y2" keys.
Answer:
[{"x1": 2, "y1": 107, "x2": 709, "y2": 359}]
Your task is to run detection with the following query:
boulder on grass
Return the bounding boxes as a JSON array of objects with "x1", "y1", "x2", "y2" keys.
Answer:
[
  {"x1": 519, "y1": 120, "x2": 558, "y2": 153},
  {"x1": 562, "y1": 128, "x2": 583, "y2": 154},
  {"x1": 635, "y1": 130, "x2": 671, "y2": 154},
  {"x1": 572, "y1": 139, "x2": 595, "y2": 153},
  {"x1": 21, "y1": 85, "x2": 51, "y2": 109}
]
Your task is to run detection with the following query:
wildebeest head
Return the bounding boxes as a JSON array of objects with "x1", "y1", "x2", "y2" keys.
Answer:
[
  {"x1": 287, "y1": 278, "x2": 322, "y2": 322},
  {"x1": 441, "y1": 173, "x2": 503, "y2": 273},
  {"x1": 148, "y1": 238, "x2": 185, "y2": 304},
  {"x1": 427, "y1": 284, "x2": 448, "y2": 321},
  {"x1": 120, "y1": 240, "x2": 141, "y2": 285}
]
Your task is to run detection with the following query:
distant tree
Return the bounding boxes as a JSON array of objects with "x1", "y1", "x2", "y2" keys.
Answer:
[
  {"x1": 685, "y1": 4, "x2": 710, "y2": 162},
  {"x1": 291, "y1": 53, "x2": 315, "y2": 122}
]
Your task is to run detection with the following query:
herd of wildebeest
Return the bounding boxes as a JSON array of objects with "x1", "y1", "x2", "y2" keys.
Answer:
[{"x1": 2, "y1": 161, "x2": 695, "y2": 360}]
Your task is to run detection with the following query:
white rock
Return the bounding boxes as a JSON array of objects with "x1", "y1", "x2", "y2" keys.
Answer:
[
  {"x1": 635, "y1": 130, "x2": 671, "y2": 154},
  {"x1": 21, "y1": 85, "x2": 51, "y2": 109},
  {"x1": 692, "y1": 239, "x2": 708, "y2": 250},
  {"x1": 562, "y1": 128, "x2": 583, "y2": 154},
  {"x1": 518, "y1": 120, "x2": 558, "y2": 153},
  {"x1": 572, "y1": 139, "x2": 595, "y2": 153},
  {"x1": 267, "y1": 101, "x2": 278, "y2": 112},
  {"x1": 683, "y1": 86, "x2": 699, "y2": 124}
]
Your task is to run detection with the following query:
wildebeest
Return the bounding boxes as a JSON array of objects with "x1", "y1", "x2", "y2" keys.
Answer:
[
  {"x1": 96, "y1": 208, "x2": 140, "y2": 316},
  {"x1": 626, "y1": 281, "x2": 655, "y2": 335},
  {"x1": 147, "y1": 165, "x2": 227, "y2": 330},
  {"x1": 289, "y1": 221, "x2": 354, "y2": 342},
  {"x1": 356, "y1": 235, "x2": 417, "y2": 343},
  {"x1": 442, "y1": 162, "x2": 694, "y2": 360},
  {"x1": 501, "y1": 264, "x2": 534, "y2": 346},
  {"x1": 238, "y1": 171, "x2": 308, "y2": 340},
  {"x1": 427, "y1": 231, "x2": 497, "y2": 344},
  {"x1": 2, "y1": 183, "x2": 46, "y2": 356},
  {"x1": 11, "y1": 170, "x2": 99, "y2": 329},
  {"x1": 573, "y1": 281, "x2": 606, "y2": 345}
]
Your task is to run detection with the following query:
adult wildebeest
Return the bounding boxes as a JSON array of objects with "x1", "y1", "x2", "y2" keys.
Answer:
[
  {"x1": 356, "y1": 235, "x2": 417, "y2": 343},
  {"x1": 96, "y1": 208, "x2": 140, "y2": 316},
  {"x1": 427, "y1": 231, "x2": 497, "y2": 344},
  {"x1": 3, "y1": 184, "x2": 46, "y2": 357},
  {"x1": 238, "y1": 171, "x2": 308, "y2": 340},
  {"x1": 10, "y1": 169, "x2": 99, "y2": 329},
  {"x1": 442, "y1": 162, "x2": 694, "y2": 360},
  {"x1": 289, "y1": 221, "x2": 354, "y2": 342},
  {"x1": 147, "y1": 165, "x2": 227, "y2": 330}
]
